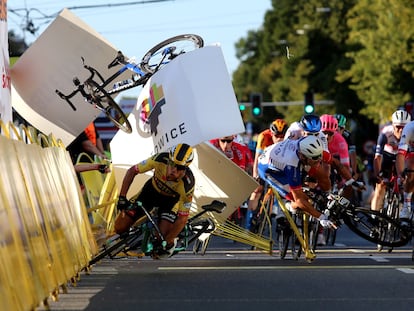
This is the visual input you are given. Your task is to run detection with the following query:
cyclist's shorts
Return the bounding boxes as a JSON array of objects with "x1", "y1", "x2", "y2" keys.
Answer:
[
  {"x1": 129, "y1": 179, "x2": 179, "y2": 221},
  {"x1": 379, "y1": 152, "x2": 396, "y2": 180}
]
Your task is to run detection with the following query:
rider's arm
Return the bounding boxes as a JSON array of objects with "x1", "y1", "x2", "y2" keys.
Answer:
[
  {"x1": 119, "y1": 165, "x2": 139, "y2": 197},
  {"x1": 290, "y1": 187, "x2": 322, "y2": 218},
  {"x1": 119, "y1": 157, "x2": 155, "y2": 197},
  {"x1": 396, "y1": 151, "x2": 406, "y2": 178}
]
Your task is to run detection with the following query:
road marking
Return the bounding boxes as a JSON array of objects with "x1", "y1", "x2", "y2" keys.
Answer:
[
  {"x1": 397, "y1": 268, "x2": 414, "y2": 274},
  {"x1": 158, "y1": 265, "x2": 414, "y2": 271},
  {"x1": 370, "y1": 256, "x2": 389, "y2": 262}
]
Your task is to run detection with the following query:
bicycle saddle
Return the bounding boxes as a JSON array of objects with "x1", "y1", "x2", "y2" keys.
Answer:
[
  {"x1": 201, "y1": 200, "x2": 226, "y2": 213},
  {"x1": 108, "y1": 51, "x2": 126, "y2": 69}
]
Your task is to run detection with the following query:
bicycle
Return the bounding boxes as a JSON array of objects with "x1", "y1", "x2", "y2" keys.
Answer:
[
  {"x1": 376, "y1": 170, "x2": 404, "y2": 252},
  {"x1": 56, "y1": 34, "x2": 204, "y2": 134},
  {"x1": 307, "y1": 185, "x2": 411, "y2": 248},
  {"x1": 88, "y1": 199, "x2": 225, "y2": 265}
]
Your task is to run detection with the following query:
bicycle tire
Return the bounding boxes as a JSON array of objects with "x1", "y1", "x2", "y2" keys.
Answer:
[
  {"x1": 276, "y1": 218, "x2": 290, "y2": 259},
  {"x1": 140, "y1": 34, "x2": 204, "y2": 74},
  {"x1": 291, "y1": 214, "x2": 302, "y2": 260},
  {"x1": 308, "y1": 218, "x2": 320, "y2": 252},
  {"x1": 89, "y1": 232, "x2": 141, "y2": 265},
  {"x1": 325, "y1": 227, "x2": 337, "y2": 246},
  {"x1": 86, "y1": 80, "x2": 132, "y2": 134},
  {"x1": 343, "y1": 207, "x2": 411, "y2": 247}
]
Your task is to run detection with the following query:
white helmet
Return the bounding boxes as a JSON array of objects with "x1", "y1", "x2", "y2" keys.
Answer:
[
  {"x1": 298, "y1": 136, "x2": 323, "y2": 159},
  {"x1": 392, "y1": 110, "x2": 411, "y2": 126}
]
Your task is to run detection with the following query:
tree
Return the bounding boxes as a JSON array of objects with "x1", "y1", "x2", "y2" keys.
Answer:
[{"x1": 337, "y1": 0, "x2": 414, "y2": 124}]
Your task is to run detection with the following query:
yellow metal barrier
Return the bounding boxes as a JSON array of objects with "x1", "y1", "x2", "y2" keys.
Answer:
[{"x1": 0, "y1": 120, "x2": 98, "y2": 310}]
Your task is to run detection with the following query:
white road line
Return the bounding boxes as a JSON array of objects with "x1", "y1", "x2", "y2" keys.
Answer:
[
  {"x1": 370, "y1": 256, "x2": 389, "y2": 262},
  {"x1": 397, "y1": 268, "x2": 414, "y2": 274}
]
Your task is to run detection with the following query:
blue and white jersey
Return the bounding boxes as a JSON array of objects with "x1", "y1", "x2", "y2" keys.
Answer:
[{"x1": 257, "y1": 139, "x2": 303, "y2": 197}]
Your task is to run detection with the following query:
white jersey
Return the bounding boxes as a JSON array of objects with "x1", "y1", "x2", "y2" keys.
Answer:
[
  {"x1": 258, "y1": 139, "x2": 300, "y2": 171},
  {"x1": 399, "y1": 120, "x2": 414, "y2": 153},
  {"x1": 284, "y1": 122, "x2": 303, "y2": 140}
]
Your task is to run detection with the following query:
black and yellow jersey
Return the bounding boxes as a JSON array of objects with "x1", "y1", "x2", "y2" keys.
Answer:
[{"x1": 135, "y1": 152, "x2": 195, "y2": 215}]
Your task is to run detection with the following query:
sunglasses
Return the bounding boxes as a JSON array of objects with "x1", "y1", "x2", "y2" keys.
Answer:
[
  {"x1": 323, "y1": 131, "x2": 334, "y2": 136},
  {"x1": 220, "y1": 139, "x2": 233, "y2": 143},
  {"x1": 308, "y1": 155, "x2": 322, "y2": 161},
  {"x1": 395, "y1": 125, "x2": 404, "y2": 130},
  {"x1": 168, "y1": 160, "x2": 186, "y2": 171}
]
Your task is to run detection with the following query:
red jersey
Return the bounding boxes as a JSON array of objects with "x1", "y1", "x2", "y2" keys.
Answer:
[{"x1": 210, "y1": 139, "x2": 252, "y2": 172}]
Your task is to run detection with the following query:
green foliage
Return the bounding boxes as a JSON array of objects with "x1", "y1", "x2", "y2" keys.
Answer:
[{"x1": 232, "y1": 0, "x2": 414, "y2": 127}]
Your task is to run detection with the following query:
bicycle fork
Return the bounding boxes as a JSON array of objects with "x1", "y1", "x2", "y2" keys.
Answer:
[{"x1": 275, "y1": 192, "x2": 316, "y2": 262}]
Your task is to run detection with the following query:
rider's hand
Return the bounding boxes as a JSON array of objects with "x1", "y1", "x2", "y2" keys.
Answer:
[
  {"x1": 117, "y1": 195, "x2": 130, "y2": 211},
  {"x1": 318, "y1": 214, "x2": 336, "y2": 229}
]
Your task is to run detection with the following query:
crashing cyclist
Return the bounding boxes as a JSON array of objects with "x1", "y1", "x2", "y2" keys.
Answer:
[
  {"x1": 257, "y1": 135, "x2": 335, "y2": 229},
  {"x1": 115, "y1": 143, "x2": 195, "y2": 258}
]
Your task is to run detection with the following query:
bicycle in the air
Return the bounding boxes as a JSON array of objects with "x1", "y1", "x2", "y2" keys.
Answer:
[
  {"x1": 55, "y1": 34, "x2": 204, "y2": 134},
  {"x1": 88, "y1": 199, "x2": 225, "y2": 265}
]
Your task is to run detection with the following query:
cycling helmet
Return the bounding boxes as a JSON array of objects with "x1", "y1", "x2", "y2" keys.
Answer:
[
  {"x1": 299, "y1": 114, "x2": 321, "y2": 133},
  {"x1": 392, "y1": 110, "x2": 411, "y2": 126},
  {"x1": 169, "y1": 143, "x2": 194, "y2": 166},
  {"x1": 298, "y1": 136, "x2": 323, "y2": 159},
  {"x1": 270, "y1": 119, "x2": 288, "y2": 135},
  {"x1": 320, "y1": 114, "x2": 338, "y2": 132},
  {"x1": 334, "y1": 114, "x2": 347, "y2": 128}
]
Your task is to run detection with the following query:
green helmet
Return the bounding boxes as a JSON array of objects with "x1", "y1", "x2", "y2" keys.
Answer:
[{"x1": 334, "y1": 114, "x2": 347, "y2": 128}]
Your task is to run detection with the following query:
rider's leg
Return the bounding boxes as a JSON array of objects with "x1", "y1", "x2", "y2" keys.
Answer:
[
  {"x1": 401, "y1": 156, "x2": 414, "y2": 219},
  {"x1": 370, "y1": 182, "x2": 386, "y2": 212}
]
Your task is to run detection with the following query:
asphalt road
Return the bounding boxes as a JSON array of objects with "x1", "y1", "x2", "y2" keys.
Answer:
[{"x1": 38, "y1": 226, "x2": 414, "y2": 311}]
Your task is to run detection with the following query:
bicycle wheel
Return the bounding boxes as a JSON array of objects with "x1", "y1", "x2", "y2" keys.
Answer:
[
  {"x1": 276, "y1": 217, "x2": 290, "y2": 259},
  {"x1": 291, "y1": 213, "x2": 302, "y2": 261},
  {"x1": 86, "y1": 80, "x2": 132, "y2": 134},
  {"x1": 89, "y1": 230, "x2": 142, "y2": 265},
  {"x1": 325, "y1": 227, "x2": 337, "y2": 246},
  {"x1": 140, "y1": 34, "x2": 204, "y2": 74},
  {"x1": 343, "y1": 207, "x2": 411, "y2": 247},
  {"x1": 308, "y1": 218, "x2": 320, "y2": 252}
]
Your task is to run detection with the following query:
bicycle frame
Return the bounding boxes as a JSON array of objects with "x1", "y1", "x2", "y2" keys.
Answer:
[{"x1": 270, "y1": 186, "x2": 316, "y2": 262}]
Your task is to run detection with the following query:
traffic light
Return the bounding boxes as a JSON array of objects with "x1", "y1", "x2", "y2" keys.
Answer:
[
  {"x1": 304, "y1": 91, "x2": 314, "y2": 114},
  {"x1": 251, "y1": 93, "x2": 262, "y2": 117},
  {"x1": 239, "y1": 103, "x2": 246, "y2": 111}
]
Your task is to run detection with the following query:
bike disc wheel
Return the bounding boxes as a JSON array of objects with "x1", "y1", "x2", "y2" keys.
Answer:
[
  {"x1": 140, "y1": 34, "x2": 204, "y2": 74},
  {"x1": 343, "y1": 208, "x2": 411, "y2": 247},
  {"x1": 87, "y1": 80, "x2": 132, "y2": 134}
]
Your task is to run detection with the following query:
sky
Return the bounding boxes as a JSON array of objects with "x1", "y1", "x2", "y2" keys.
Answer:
[{"x1": 8, "y1": 0, "x2": 272, "y2": 98}]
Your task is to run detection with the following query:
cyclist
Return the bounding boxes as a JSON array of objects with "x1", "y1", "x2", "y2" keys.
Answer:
[
  {"x1": 371, "y1": 110, "x2": 411, "y2": 212},
  {"x1": 396, "y1": 113, "x2": 414, "y2": 221},
  {"x1": 257, "y1": 135, "x2": 335, "y2": 228},
  {"x1": 249, "y1": 119, "x2": 288, "y2": 210},
  {"x1": 335, "y1": 114, "x2": 358, "y2": 177},
  {"x1": 115, "y1": 143, "x2": 195, "y2": 258},
  {"x1": 210, "y1": 135, "x2": 253, "y2": 227}
]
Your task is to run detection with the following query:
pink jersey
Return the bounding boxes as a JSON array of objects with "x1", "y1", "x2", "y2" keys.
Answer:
[{"x1": 328, "y1": 131, "x2": 350, "y2": 167}]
